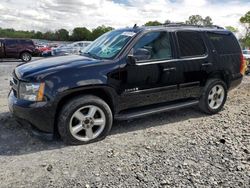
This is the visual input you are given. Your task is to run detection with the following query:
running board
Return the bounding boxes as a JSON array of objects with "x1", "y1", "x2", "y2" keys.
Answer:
[{"x1": 115, "y1": 100, "x2": 199, "y2": 120}]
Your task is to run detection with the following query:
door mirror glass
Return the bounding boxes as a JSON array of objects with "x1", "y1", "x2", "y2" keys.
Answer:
[
  {"x1": 133, "y1": 48, "x2": 151, "y2": 61},
  {"x1": 127, "y1": 48, "x2": 151, "y2": 64}
]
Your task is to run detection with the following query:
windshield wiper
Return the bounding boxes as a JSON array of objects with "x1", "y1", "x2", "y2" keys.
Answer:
[{"x1": 83, "y1": 52, "x2": 101, "y2": 60}]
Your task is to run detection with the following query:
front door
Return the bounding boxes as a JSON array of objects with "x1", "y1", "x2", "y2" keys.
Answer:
[
  {"x1": 0, "y1": 40, "x2": 4, "y2": 58},
  {"x1": 118, "y1": 31, "x2": 181, "y2": 111}
]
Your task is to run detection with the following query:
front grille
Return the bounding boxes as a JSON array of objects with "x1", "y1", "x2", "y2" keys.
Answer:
[{"x1": 10, "y1": 73, "x2": 19, "y2": 98}]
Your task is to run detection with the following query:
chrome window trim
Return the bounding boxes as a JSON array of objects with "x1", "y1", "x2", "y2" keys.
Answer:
[{"x1": 136, "y1": 54, "x2": 208, "y2": 66}]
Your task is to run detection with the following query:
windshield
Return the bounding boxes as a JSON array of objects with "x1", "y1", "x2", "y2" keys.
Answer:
[{"x1": 82, "y1": 30, "x2": 136, "y2": 59}]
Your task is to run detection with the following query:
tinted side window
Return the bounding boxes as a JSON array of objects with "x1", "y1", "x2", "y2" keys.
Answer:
[
  {"x1": 20, "y1": 40, "x2": 34, "y2": 45},
  {"x1": 5, "y1": 39, "x2": 17, "y2": 46},
  {"x1": 207, "y1": 32, "x2": 240, "y2": 54},
  {"x1": 177, "y1": 31, "x2": 206, "y2": 57},
  {"x1": 134, "y1": 31, "x2": 172, "y2": 61}
]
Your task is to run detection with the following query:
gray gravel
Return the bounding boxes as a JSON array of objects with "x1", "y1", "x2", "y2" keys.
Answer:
[{"x1": 0, "y1": 59, "x2": 249, "y2": 187}]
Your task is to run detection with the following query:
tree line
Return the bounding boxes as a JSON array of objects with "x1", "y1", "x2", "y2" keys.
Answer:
[
  {"x1": 0, "y1": 25, "x2": 114, "y2": 42},
  {"x1": 0, "y1": 12, "x2": 249, "y2": 47}
]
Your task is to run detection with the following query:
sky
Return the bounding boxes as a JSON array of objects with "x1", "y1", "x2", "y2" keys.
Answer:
[{"x1": 0, "y1": 0, "x2": 249, "y2": 35}]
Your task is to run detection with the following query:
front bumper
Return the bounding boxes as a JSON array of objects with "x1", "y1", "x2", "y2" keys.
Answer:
[{"x1": 8, "y1": 90, "x2": 55, "y2": 133}]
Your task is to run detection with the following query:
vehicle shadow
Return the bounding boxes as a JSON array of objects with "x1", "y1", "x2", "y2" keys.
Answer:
[{"x1": 0, "y1": 106, "x2": 208, "y2": 156}]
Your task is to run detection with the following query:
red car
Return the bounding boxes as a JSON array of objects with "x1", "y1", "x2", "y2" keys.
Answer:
[{"x1": 36, "y1": 45, "x2": 51, "y2": 55}]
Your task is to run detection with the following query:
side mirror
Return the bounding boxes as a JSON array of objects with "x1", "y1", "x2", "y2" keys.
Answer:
[{"x1": 127, "y1": 48, "x2": 151, "y2": 65}]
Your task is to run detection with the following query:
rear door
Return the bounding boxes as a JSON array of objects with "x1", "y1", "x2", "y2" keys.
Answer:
[
  {"x1": 174, "y1": 31, "x2": 211, "y2": 98},
  {"x1": 4, "y1": 39, "x2": 18, "y2": 58}
]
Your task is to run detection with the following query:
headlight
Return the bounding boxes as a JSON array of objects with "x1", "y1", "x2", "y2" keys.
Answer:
[{"x1": 19, "y1": 82, "x2": 45, "y2": 101}]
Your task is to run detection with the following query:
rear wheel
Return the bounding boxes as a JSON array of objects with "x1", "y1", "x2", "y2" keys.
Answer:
[
  {"x1": 199, "y1": 79, "x2": 227, "y2": 114},
  {"x1": 58, "y1": 95, "x2": 113, "y2": 145},
  {"x1": 20, "y1": 52, "x2": 32, "y2": 62}
]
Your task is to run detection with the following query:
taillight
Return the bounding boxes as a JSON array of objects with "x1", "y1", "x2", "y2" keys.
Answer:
[{"x1": 240, "y1": 53, "x2": 246, "y2": 75}]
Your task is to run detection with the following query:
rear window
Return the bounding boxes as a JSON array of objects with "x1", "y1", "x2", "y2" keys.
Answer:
[
  {"x1": 177, "y1": 31, "x2": 206, "y2": 57},
  {"x1": 207, "y1": 32, "x2": 240, "y2": 54}
]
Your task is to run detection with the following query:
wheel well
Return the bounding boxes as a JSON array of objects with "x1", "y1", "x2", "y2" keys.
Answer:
[
  {"x1": 206, "y1": 72, "x2": 230, "y2": 89},
  {"x1": 53, "y1": 88, "x2": 115, "y2": 135},
  {"x1": 19, "y1": 51, "x2": 31, "y2": 58}
]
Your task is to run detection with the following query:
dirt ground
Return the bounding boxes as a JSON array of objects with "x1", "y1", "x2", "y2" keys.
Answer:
[{"x1": 0, "y1": 59, "x2": 249, "y2": 187}]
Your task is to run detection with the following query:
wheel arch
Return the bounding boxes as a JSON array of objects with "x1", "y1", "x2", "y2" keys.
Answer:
[
  {"x1": 53, "y1": 86, "x2": 117, "y2": 135},
  {"x1": 204, "y1": 70, "x2": 231, "y2": 89},
  {"x1": 19, "y1": 50, "x2": 32, "y2": 58}
]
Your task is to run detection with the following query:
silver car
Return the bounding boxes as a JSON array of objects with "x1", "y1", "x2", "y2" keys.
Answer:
[{"x1": 52, "y1": 41, "x2": 92, "y2": 56}]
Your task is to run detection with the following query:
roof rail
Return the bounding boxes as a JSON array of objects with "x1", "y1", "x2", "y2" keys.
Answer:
[{"x1": 163, "y1": 23, "x2": 224, "y2": 29}]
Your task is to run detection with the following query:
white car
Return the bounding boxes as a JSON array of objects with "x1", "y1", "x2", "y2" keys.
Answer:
[
  {"x1": 243, "y1": 50, "x2": 250, "y2": 74},
  {"x1": 243, "y1": 50, "x2": 250, "y2": 60}
]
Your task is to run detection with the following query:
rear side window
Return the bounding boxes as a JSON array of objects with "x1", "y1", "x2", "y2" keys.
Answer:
[
  {"x1": 177, "y1": 31, "x2": 206, "y2": 57},
  {"x1": 20, "y1": 40, "x2": 34, "y2": 45},
  {"x1": 207, "y1": 32, "x2": 240, "y2": 54}
]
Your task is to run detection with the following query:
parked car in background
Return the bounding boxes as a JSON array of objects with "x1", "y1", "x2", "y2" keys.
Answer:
[
  {"x1": 243, "y1": 50, "x2": 250, "y2": 74},
  {"x1": 52, "y1": 41, "x2": 91, "y2": 56},
  {"x1": 0, "y1": 38, "x2": 37, "y2": 62},
  {"x1": 9, "y1": 24, "x2": 245, "y2": 145},
  {"x1": 243, "y1": 50, "x2": 250, "y2": 60}
]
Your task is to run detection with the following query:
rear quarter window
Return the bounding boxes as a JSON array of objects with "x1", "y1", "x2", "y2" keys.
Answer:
[
  {"x1": 177, "y1": 31, "x2": 206, "y2": 57},
  {"x1": 19, "y1": 40, "x2": 34, "y2": 45},
  {"x1": 207, "y1": 32, "x2": 240, "y2": 54}
]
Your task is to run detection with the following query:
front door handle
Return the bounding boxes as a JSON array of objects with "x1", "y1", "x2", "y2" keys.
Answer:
[{"x1": 163, "y1": 67, "x2": 176, "y2": 72}]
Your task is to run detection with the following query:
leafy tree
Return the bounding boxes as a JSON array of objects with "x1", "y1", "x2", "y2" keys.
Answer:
[
  {"x1": 225, "y1": 26, "x2": 238, "y2": 33},
  {"x1": 203, "y1": 16, "x2": 213, "y2": 26},
  {"x1": 164, "y1": 20, "x2": 171, "y2": 24},
  {"x1": 71, "y1": 27, "x2": 91, "y2": 41},
  {"x1": 43, "y1": 31, "x2": 56, "y2": 41},
  {"x1": 240, "y1": 11, "x2": 250, "y2": 47},
  {"x1": 91, "y1": 25, "x2": 113, "y2": 40},
  {"x1": 55, "y1": 29, "x2": 69, "y2": 41},
  {"x1": 186, "y1": 15, "x2": 213, "y2": 26},
  {"x1": 33, "y1": 31, "x2": 43, "y2": 39},
  {"x1": 144, "y1": 21, "x2": 162, "y2": 26}
]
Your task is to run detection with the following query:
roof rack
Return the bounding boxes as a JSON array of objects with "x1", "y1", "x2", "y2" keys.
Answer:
[{"x1": 163, "y1": 23, "x2": 224, "y2": 29}]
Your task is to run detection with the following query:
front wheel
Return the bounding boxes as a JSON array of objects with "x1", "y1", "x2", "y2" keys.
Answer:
[
  {"x1": 58, "y1": 95, "x2": 113, "y2": 145},
  {"x1": 199, "y1": 79, "x2": 227, "y2": 114},
  {"x1": 20, "y1": 52, "x2": 32, "y2": 62}
]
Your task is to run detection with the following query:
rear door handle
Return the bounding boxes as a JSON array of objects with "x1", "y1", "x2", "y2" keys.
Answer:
[
  {"x1": 163, "y1": 67, "x2": 176, "y2": 72},
  {"x1": 202, "y1": 63, "x2": 213, "y2": 67}
]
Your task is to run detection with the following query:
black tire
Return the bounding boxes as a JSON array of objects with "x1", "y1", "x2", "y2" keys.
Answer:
[
  {"x1": 20, "y1": 52, "x2": 32, "y2": 62},
  {"x1": 199, "y1": 79, "x2": 227, "y2": 114},
  {"x1": 58, "y1": 95, "x2": 113, "y2": 145}
]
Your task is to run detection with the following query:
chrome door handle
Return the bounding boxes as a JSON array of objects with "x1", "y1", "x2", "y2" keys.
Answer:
[
  {"x1": 202, "y1": 63, "x2": 213, "y2": 67},
  {"x1": 163, "y1": 67, "x2": 176, "y2": 72}
]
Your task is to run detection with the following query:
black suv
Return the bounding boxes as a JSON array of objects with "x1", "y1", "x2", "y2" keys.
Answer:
[
  {"x1": 8, "y1": 25, "x2": 245, "y2": 144},
  {"x1": 0, "y1": 38, "x2": 36, "y2": 62}
]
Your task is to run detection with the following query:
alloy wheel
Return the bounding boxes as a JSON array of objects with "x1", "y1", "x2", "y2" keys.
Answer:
[
  {"x1": 208, "y1": 84, "x2": 225, "y2": 110},
  {"x1": 69, "y1": 105, "x2": 106, "y2": 142}
]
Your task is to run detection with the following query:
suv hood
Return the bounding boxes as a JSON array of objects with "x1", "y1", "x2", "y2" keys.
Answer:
[{"x1": 15, "y1": 55, "x2": 101, "y2": 80}]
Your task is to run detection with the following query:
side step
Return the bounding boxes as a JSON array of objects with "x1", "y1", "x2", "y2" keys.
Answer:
[{"x1": 115, "y1": 100, "x2": 199, "y2": 120}]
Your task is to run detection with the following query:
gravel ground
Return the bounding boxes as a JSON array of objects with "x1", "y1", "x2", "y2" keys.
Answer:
[{"x1": 0, "y1": 59, "x2": 249, "y2": 187}]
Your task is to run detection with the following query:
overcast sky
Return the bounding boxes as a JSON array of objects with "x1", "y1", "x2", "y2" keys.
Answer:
[{"x1": 0, "y1": 0, "x2": 249, "y2": 33}]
